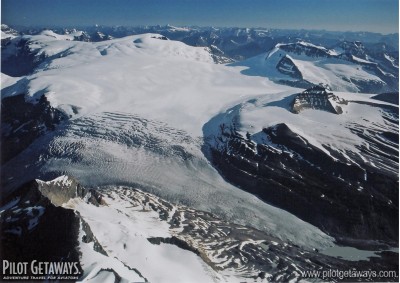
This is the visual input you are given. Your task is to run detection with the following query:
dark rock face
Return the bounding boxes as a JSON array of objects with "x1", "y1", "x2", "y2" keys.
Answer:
[
  {"x1": 205, "y1": 103, "x2": 398, "y2": 245},
  {"x1": 1, "y1": 94, "x2": 66, "y2": 164},
  {"x1": 372, "y1": 92, "x2": 399, "y2": 105},
  {"x1": 72, "y1": 31, "x2": 91, "y2": 42},
  {"x1": 276, "y1": 55, "x2": 303, "y2": 80},
  {"x1": 0, "y1": 176, "x2": 109, "y2": 280},
  {"x1": 208, "y1": 45, "x2": 235, "y2": 64},
  {"x1": 80, "y1": 218, "x2": 108, "y2": 256},
  {"x1": 277, "y1": 79, "x2": 315, "y2": 89},
  {"x1": 147, "y1": 236, "x2": 200, "y2": 255},
  {"x1": 0, "y1": 180, "x2": 82, "y2": 279},
  {"x1": 291, "y1": 86, "x2": 347, "y2": 114},
  {"x1": 36, "y1": 176, "x2": 104, "y2": 207},
  {"x1": 1, "y1": 37, "x2": 46, "y2": 76},
  {"x1": 337, "y1": 41, "x2": 366, "y2": 58},
  {"x1": 1, "y1": 36, "x2": 13, "y2": 48},
  {"x1": 279, "y1": 42, "x2": 332, "y2": 58}
]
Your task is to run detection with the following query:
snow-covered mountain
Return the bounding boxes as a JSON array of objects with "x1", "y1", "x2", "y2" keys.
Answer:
[
  {"x1": 231, "y1": 41, "x2": 398, "y2": 93},
  {"x1": 1, "y1": 27, "x2": 398, "y2": 281},
  {"x1": 203, "y1": 85, "x2": 398, "y2": 244},
  {"x1": 1, "y1": 24, "x2": 19, "y2": 44},
  {"x1": 5, "y1": 24, "x2": 399, "y2": 65}
]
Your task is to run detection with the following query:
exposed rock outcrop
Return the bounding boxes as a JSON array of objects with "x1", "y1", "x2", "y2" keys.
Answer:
[
  {"x1": 276, "y1": 55, "x2": 303, "y2": 79},
  {"x1": 1, "y1": 94, "x2": 66, "y2": 164},
  {"x1": 291, "y1": 86, "x2": 347, "y2": 114},
  {"x1": 0, "y1": 180, "x2": 83, "y2": 279}
]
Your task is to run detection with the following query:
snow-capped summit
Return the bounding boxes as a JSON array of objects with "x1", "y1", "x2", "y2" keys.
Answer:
[
  {"x1": 1, "y1": 24, "x2": 19, "y2": 48},
  {"x1": 231, "y1": 40, "x2": 397, "y2": 93},
  {"x1": 271, "y1": 41, "x2": 337, "y2": 58},
  {"x1": 165, "y1": 24, "x2": 191, "y2": 32},
  {"x1": 1, "y1": 24, "x2": 19, "y2": 38},
  {"x1": 335, "y1": 40, "x2": 367, "y2": 58}
]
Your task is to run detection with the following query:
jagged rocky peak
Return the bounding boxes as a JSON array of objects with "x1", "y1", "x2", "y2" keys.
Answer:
[
  {"x1": 1, "y1": 175, "x2": 102, "y2": 210},
  {"x1": 35, "y1": 176, "x2": 79, "y2": 207},
  {"x1": 1, "y1": 24, "x2": 19, "y2": 37},
  {"x1": 291, "y1": 86, "x2": 347, "y2": 114},
  {"x1": 336, "y1": 40, "x2": 366, "y2": 57},
  {"x1": 92, "y1": 31, "x2": 113, "y2": 41},
  {"x1": 150, "y1": 34, "x2": 169, "y2": 40},
  {"x1": 0, "y1": 178, "x2": 83, "y2": 271},
  {"x1": 1, "y1": 24, "x2": 19, "y2": 47},
  {"x1": 36, "y1": 175, "x2": 103, "y2": 207},
  {"x1": 72, "y1": 31, "x2": 91, "y2": 42},
  {"x1": 36, "y1": 175, "x2": 104, "y2": 209},
  {"x1": 276, "y1": 55, "x2": 303, "y2": 80},
  {"x1": 0, "y1": 176, "x2": 105, "y2": 252},
  {"x1": 277, "y1": 41, "x2": 333, "y2": 58},
  {"x1": 208, "y1": 44, "x2": 234, "y2": 64}
]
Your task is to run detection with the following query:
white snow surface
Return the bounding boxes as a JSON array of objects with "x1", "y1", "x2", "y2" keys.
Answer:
[
  {"x1": 1, "y1": 73, "x2": 20, "y2": 89},
  {"x1": 68, "y1": 190, "x2": 222, "y2": 283},
  {"x1": 351, "y1": 55, "x2": 373, "y2": 64},
  {"x1": 3, "y1": 31, "x2": 287, "y2": 135},
  {"x1": 232, "y1": 42, "x2": 385, "y2": 93}
]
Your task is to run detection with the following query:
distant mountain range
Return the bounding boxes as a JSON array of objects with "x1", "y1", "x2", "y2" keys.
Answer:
[
  {"x1": 3, "y1": 24, "x2": 399, "y2": 57},
  {"x1": 3, "y1": 24, "x2": 398, "y2": 93}
]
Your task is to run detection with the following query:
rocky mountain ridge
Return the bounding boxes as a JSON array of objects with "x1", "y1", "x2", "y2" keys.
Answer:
[
  {"x1": 203, "y1": 87, "x2": 398, "y2": 246},
  {"x1": 1, "y1": 176, "x2": 398, "y2": 282},
  {"x1": 267, "y1": 41, "x2": 398, "y2": 93}
]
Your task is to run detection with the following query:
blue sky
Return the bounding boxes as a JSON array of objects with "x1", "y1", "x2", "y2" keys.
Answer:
[{"x1": 2, "y1": 0, "x2": 398, "y2": 34}]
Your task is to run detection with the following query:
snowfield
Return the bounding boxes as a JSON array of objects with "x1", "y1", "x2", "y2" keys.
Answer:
[
  {"x1": 70, "y1": 191, "x2": 219, "y2": 283},
  {"x1": 3, "y1": 31, "x2": 289, "y2": 135}
]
